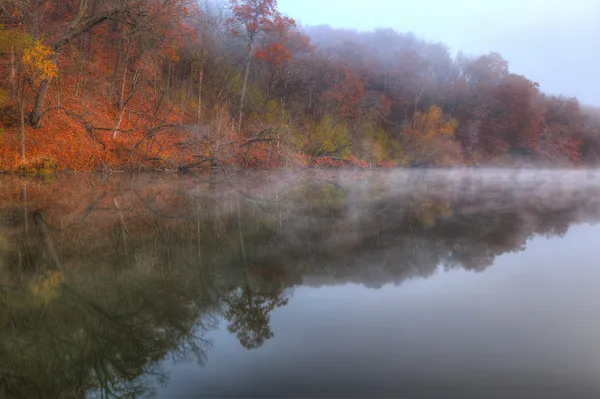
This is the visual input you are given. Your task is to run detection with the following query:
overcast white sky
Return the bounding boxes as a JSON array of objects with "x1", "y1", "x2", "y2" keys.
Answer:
[{"x1": 279, "y1": 0, "x2": 600, "y2": 106}]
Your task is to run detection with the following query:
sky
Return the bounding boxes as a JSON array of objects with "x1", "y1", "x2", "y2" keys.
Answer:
[{"x1": 278, "y1": 0, "x2": 600, "y2": 106}]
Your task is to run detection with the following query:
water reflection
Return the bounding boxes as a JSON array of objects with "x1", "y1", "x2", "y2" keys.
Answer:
[{"x1": 0, "y1": 169, "x2": 600, "y2": 398}]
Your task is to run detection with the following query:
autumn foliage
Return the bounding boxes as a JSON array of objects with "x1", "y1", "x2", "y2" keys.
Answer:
[{"x1": 0, "y1": 1, "x2": 598, "y2": 172}]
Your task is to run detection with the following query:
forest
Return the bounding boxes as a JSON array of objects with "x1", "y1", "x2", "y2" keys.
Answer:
[{"x1": 1, "y1": 0, "x2": 599, "y2": 172}]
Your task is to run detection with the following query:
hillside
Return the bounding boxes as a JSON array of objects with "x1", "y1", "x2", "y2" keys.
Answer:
[{"x1": 1, "y1": 0, "x2": 599, "y2": 172}]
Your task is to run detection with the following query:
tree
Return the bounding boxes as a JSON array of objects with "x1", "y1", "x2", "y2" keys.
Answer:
[
  {"x1": 537, "y1": 96, "x2": 585, "y2": 164},
  {"x1": 227, "y1": 0, "x2": 295, "y2": 132},
  {"x1": 26, "y1": 0, "x2": 190, "y2": 127},
  {"x1": 402, "y1": 105, "x2": 462, "y2": 166},
  {"x1": 1, "y1": 3, "x2": 599, "y2": 171},
  {"x1": 224, "y1": 284, "x2": 289, "y2": 350},
  {"x1": 0, "y1": 27, "x2": 56, "y2": 160},
  {"x1": 478, "y1": 74, "x2": 543, "y2": 160},
  {"x1": 460, "y1": 52, "x2": 509, "y2": 86},
  {"x1": 26, "y1": 0, "x2": 119, "y2": 127}
]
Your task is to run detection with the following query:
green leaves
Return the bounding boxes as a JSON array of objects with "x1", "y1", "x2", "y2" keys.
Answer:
[
  {"x1": 0, "y1": 88, "x2": 7, "y2": 106},
  {"x1": 0, "y1": 26, "x2": 35, "y2": 54},
  {"x1": 0, "y1": 26, "x2": 57, "y2": 84}
]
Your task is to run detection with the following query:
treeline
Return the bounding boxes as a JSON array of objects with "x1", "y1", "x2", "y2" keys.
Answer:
[{"x1": 0, "y1": 0, "x2": 599, "y2": 171}]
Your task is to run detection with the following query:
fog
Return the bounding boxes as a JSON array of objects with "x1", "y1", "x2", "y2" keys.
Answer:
[
  {"x1": 279, "y1": 0, "x2": 600, "y2": 106},
  {"x1": 4, "y1": 169, "x2": 600, "y2": 397}
]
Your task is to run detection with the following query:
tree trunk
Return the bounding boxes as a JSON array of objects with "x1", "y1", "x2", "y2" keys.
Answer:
[
  {"x1": 112, "y1": 61, "x2": 128, "y2": 139},
  {"x1": 118, "y1": 57, "x2": 128, "y2": 111},
  {"x1": 31, "y1": 0, "x2": 39, "y2": 38},
  {"x1": 112, "y1": 108, "x2": 126, "y2": 139},
  {"x1": 23, "y1": 183, "x2": 28, "y2": 238},
  {"x1": 55, "y1": 64, "x2": 61, "y2": 108},
  {"x1": 33, "y1": 211, "x2": 61, "y2": 270},
  {"x1": 27, "y1": 4, "x2": 115, "y2": 127},
  {"x1": 20, "y1": 90, "x2": 26, "y2": 160},
  {"x1": 28, "y1": 79, "x2": 49, "y2": 127},
  {"x1": 166, "y1": 58, "x2": 172, "y2": 97},
  {"x1": 111, "y1": 31, "x2": 124, "y2": 96},
  {"x1": 181, "y1": 81, "x2": 192, "y2": 125},
  {"x1": 197, "y1": 70, "x2": 203, "y2": 124},
  {"x1": 113, "y1": 62, "x2": 139, "y2": 139},
  {"x1": 413, "y1": 88, "x2": 423, "y2": 129},
  {"x1": 238, "y1": 43, "x2": 255, "y2": 133},
  {"x1": 238, "y1": 57, "x2": 251, "y2": 133},
  {"x1": 237, "y1": 193, "x2": 246, "y2": 263},
  {"x1": 9, "y1": 46, "x2": 16, "y2": 97}
]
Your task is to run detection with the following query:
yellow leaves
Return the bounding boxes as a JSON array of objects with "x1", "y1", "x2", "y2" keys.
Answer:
[
  {"x1": 413, "y1": 105, "x2": 458, "y2": 139},
  {"x1": 0, "y1": 26, "x2": 58, "y2": 83},
  {"x1": 22, "y1": 40, "x2": 58, "y2": 84},
  {"x1": 403, "y1": 105, "x2": 462, "y2": 166},
  {"x1": 413, "y1": 199, "x2": 453, "y2": 229},
  {"x1": 263, "y1": 99, "x2": 279, "y2": 123},
  {"x1": 0, "y1": 233, "x2": 13, "y2": 253},
  {"x1": 30, "y1": 270, "x2": 63, "y2": 304},
  {"x1": 0, "y1": 26, "x2": 34, "y2": 55},
  {"x1": 303, "y1": 115, "x2": 350, "y2": 157},
  {"x1": 0, "y1": 89, "x2": 7, "y2": 107},
  {"x1": 365, "y1": 124, "x2": 405, "y2": 164}
]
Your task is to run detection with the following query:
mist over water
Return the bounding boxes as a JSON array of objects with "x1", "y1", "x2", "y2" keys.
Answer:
[{"x1": 1, "y1": 169, "x2": 600, "y2": 398}]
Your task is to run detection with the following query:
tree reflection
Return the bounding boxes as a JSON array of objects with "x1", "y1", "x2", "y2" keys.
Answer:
[
  {"x1": 0, "y1": 170, "x2": 599, "y2": 397},
  {"x1": 224, "y1": 284, "x2": 290, "y2": 350}
]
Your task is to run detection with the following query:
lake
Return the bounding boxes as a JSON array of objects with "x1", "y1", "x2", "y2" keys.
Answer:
[{"x1": 1, "y1": 169, "x2": 600, "y2": 398}]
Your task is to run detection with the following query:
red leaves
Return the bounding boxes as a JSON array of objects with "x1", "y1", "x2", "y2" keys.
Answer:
[
  {"x1": 255, "y1": 41, "x2": 292, "y2": 67},
  {"x1": 494, "y1": 74, "x2": 543, "y2": 152},
  {"x1": 227, "y1": 0, "x2": 296, "y2": 67},
  {"x1": 227, "y1": 0, "x2": 294, "y2": 39},
  {"x1": 313, "y1": 155, "x2": 369, "y2": 169},
  {"x1": 1, "y1": 0, "x2": 597, "y2": 171},
  {"x1": 165, "y1": 46, "x2": 180, "y2": 62},
  {"x1": 538, "y1": 123, "x2": 582, "y2": 164},
  {"x1": 323, "y1": 67, "x2": 366, "y2": 119},
  {"x1": 236, "y1": 141, "x2": 285, "y2": 169}
]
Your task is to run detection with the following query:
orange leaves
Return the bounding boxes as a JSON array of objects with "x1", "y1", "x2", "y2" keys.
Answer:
[
  {"x1": 165, "y1": 46, "x2": 180, "y2": 62},
  {"x1": 255, "y1": 42, "x2": 291, "y2": 67},
  {"x1": 267, "y1": 14, "x2": 296, "y2": 33}
]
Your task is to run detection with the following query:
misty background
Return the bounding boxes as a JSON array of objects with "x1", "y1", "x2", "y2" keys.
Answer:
[{"x1": 280, "y1": 0, "x2": 600, "y2": 106}]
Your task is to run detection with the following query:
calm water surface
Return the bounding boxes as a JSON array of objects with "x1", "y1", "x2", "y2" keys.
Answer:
[{"x1": 1, "y1": 169, "x2": 600, "y2": 398}]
